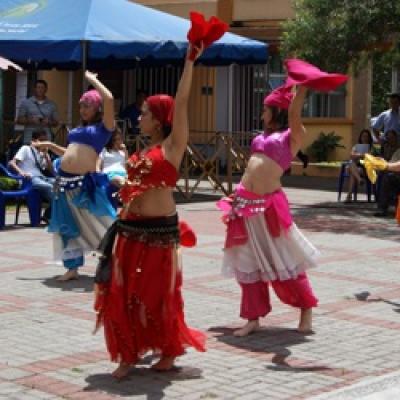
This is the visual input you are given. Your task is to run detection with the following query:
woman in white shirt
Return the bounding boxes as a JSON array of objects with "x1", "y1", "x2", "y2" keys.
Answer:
[
  {"x1": 345, "y1": 129, "x2": 373, "y2": 203},
  {"x1": 99, "y1": 130, "x2": 128, "y2": 187}
]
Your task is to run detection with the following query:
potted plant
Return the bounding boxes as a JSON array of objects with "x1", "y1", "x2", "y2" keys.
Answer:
[{"x1": 307, "y1": 131, "x2": 345, "y2": 162}]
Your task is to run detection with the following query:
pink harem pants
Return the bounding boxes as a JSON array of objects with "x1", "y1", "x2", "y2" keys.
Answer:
[{"x1": 239, "y1": 273, "x2": 318, "y2": 320}]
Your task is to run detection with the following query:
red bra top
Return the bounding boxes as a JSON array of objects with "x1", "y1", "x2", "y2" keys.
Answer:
[{"x1": 119, "y1": 145, "x2": 179, "y2": 204}]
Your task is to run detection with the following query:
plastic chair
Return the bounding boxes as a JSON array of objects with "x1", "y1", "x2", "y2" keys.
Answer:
[
  {"x1": 337, "y1": 161, "x2": 376, "y2": 202},
  {"x1": 0, "y1": 164, "x2": 42, "y2": 229}
]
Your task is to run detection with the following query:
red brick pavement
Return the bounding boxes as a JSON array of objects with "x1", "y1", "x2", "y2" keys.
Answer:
[{"x1": 1, "y1": 197, "x2": 400, "y2": 399}]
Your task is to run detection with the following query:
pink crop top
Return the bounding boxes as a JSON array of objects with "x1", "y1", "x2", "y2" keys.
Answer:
[{"x1": 250, "y1": 129, "x2": 293, "y2": 171}]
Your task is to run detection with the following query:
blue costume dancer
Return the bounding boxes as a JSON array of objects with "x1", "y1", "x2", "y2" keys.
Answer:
[{"x1": 34, "y1": 72, "x2": 116, "y2": 281}]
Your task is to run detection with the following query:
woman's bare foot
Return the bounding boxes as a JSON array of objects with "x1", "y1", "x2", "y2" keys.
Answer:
[
  {"x1": 112, "y1": 362, "x2": 132, "y2": 379},
  {"x1": 233, "y1": 319, "x2": 260, "y2": 337},
  {"x1": 298, "y1": 308, "x2": 313, "y2": 333},
  {"x1": 151, "y1": 356, "x2": 176, "y2": 371},
  {"x1": 56, "y1": 269, "x2": 79, "y2": 281}
]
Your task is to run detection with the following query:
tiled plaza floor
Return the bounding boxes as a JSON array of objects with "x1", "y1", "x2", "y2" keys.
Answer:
[{"x1": 0, "y1": 186, "x2": 399, "y2": 399}]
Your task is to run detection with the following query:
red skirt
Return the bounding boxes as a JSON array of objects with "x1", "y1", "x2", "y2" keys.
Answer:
[{"x1": 95, "y1": 225, "x2": 206, "y2": 364}]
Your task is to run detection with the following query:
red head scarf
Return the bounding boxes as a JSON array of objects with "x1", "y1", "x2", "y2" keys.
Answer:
[
  {"x1": 284, "y1": 59, "x2": 348, "y2": 92},
  {"x1": 187, "y1": 11, "x2": 228, "y2": 60},
  {"x1": 146, "y1": 95, "x2": 174, "y2": 128},
  {"x1": 264, "y1": 85, "x2": 294, "y2": 110}
]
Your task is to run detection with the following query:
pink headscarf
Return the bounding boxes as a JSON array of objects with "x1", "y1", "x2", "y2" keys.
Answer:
[
  {"x1": 264, "y1": 85, "x2": 294, "y2": 110},
  {"x1": 79, "y1": 89, "x2": 102, "y2": 110},
  {"x1": 284, "y1": 59, "x2": 348, "y2": 92},
  {"x1": 146, "y1": 95, "x2": 175, "y2": 128}
]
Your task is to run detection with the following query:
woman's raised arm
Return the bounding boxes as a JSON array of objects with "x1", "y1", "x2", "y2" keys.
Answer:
[
  {"x1": 85, "y1": 71, "x2": 115, "y2": 132},
  {"x1": 164, "y1": 44, "x2": 203, "y2": 168}
]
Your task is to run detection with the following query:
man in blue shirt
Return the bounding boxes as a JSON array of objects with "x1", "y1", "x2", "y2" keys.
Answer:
[
  {"x1": 119, "y1": 90, "x2": 147, "y2": 135},
  {"x1": 372, "y1": 92, "x2": 400, "y2": 141},
  {"x1": 16, "y1": 80, "x2": 59, "y2": 144}
]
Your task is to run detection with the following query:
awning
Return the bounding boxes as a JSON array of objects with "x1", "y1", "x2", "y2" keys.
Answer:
[{"x1": 0, "y1": 0, "x2": 268, "y2": 69}]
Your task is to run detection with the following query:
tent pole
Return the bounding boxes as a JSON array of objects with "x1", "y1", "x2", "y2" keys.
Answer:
[
  {"x1": 81, "y1": 40, "x2": 88, "y2": 91},
  {"x1": 67, "y1": 71, "x2": 74, "y2": 125},
  {"x1": 0, "y1": 71, "x2": 3, "y2": 153}
]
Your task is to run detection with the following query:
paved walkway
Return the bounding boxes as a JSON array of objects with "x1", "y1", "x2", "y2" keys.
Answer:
[{"x1": 0, "y1": 186, "x2": 399, "y2": 399}]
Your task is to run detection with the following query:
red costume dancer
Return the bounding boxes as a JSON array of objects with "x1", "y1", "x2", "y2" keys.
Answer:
[
  {"x1": 93, "y1": 35, "x2": 213, "y2": 378},
  {"x1": 95, "y1": 146, "x2": 205, "y2": 368}
]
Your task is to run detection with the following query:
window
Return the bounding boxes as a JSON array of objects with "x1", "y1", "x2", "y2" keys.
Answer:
[
  {"x1": 303, "y1": 86, "x2": 346, "y2": 118},
  {"x1": 267, "y1": 53, "x2": 285, "y2": 90},
  {"x1": 231, "y1": 64, "x2": 268, "y2": 132}
]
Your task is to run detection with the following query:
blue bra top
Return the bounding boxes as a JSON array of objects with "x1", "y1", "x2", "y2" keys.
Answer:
[{"x1": 67, "y1": 123, "x2": 113, "y2": 154}]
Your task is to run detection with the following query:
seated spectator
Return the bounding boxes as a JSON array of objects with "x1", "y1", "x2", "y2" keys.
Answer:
[
  {"x1": 119, "y1": 90, "x2": 147, "y2": 135},
  {"x1": 344, "y1": 129, "x2": 373, "y2": 203},
  {"x1": 381, "y1": 129, "x2": 399, "y2": 161},
  {"x1": 99, "y1": 130, "x2": 128, "y2": 188},
  {"x1": 374, "y1": 147, "x2": 400, "y2": 217},
  {"x1": 8, "y1": 129, "x2": 55, "y2": 222}
]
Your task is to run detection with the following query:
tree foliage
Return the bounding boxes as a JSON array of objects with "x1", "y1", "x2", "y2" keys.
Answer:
[
  {"x1": 371, "y1": 53, "x2": 392, "y2": 116},
  {"x1": 281, "y1": 0, "x2": 400, "y2": 74}
]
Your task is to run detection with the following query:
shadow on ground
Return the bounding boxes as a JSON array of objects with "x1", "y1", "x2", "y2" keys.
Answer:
[
  {"x1": 292, "y1": 201, "x2": 400, "y2": 241},
  {"x1": 0, "y1": 223, "x2": 46, "y2": 231},
  {"x1": 353, "y1": 291, "x2": 400, "y2": 314},
  {"x1": 208, "y1": 326, "x2": 334, "y2": 374},
  {"x1": 84, "y1": 360, "x2": 202, "y2": 399},
  {"x1": 42, "y1": 274, "x2": 94, "y2": 293}
]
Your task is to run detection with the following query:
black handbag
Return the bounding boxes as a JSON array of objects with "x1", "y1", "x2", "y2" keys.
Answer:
[
  {"x1": 34, "y1": 101, "x2": 54, "y2": 141},
  {"x1": 30, "y1": 147, "x2": 54, "y2": 178}
]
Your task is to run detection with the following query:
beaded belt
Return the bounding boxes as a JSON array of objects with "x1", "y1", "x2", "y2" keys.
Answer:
[
  {"x1": 54, "y1": 174, "x2": 84, "y2": 193},
  {"x1": 53, "y1": 172, "x2": 109, "y2": 204},
  {"x1": 232, "y1": 195, "x2": 270, "y2": 216}
]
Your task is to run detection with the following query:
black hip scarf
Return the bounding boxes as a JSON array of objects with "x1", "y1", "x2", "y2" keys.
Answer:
[{"x1": 95, "y1": 215, "x2": 180, "y2": 284}]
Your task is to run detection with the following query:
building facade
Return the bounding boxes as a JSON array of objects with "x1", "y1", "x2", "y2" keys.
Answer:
[
  {"x1": 1, "y1": 0, "x2": 371, "y2": 162},
  {"x1": 135, "y1": 0, "x2": 372, "y2": 160}
]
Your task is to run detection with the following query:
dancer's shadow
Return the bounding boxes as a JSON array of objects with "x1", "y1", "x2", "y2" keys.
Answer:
[
  {"x1": 39, "y1": 274, "x2": 94, "y2": 293},
  {"x1": 84, "y1": 357, "x2": 202, "y2": 399},
  {"x1": 209, "y1": 326, "x2": 331, "y2": 374},
  {"x1": 291, "y1": 202, "x2": 400, "y2": 241},
  {"x1": 384, "y1": 300, "x2": 400, "y2": 313},
  {"x1": 18, "y1": 275, "x2": 94, "y2": 292},
  {"x1": 354, "y1": 291, "x2": 400, "y2": 313}
]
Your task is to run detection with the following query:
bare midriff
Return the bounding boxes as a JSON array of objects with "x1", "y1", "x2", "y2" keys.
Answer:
[
  {"x1": 241, "y1": 153, "x2": 284, "y2": 195},
  {"x1": 121, "y1": 187, "x2": 176, "y2": 219},
  {"x1": 60, "y1": 143, "x2": 99, "y2": 175}
]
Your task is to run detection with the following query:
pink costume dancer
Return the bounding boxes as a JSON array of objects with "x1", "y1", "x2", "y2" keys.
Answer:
[
  {"x1": 218, "y1": 83, "x2": 319, "y2": 336},
  {"x1": 218, "y1": 60, "x2": 347, "y2": 336}
]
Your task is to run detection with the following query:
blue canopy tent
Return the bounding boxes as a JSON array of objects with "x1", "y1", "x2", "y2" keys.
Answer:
[{"x1": 0, "y1": 0, "x2": 268, "y2": 69}]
